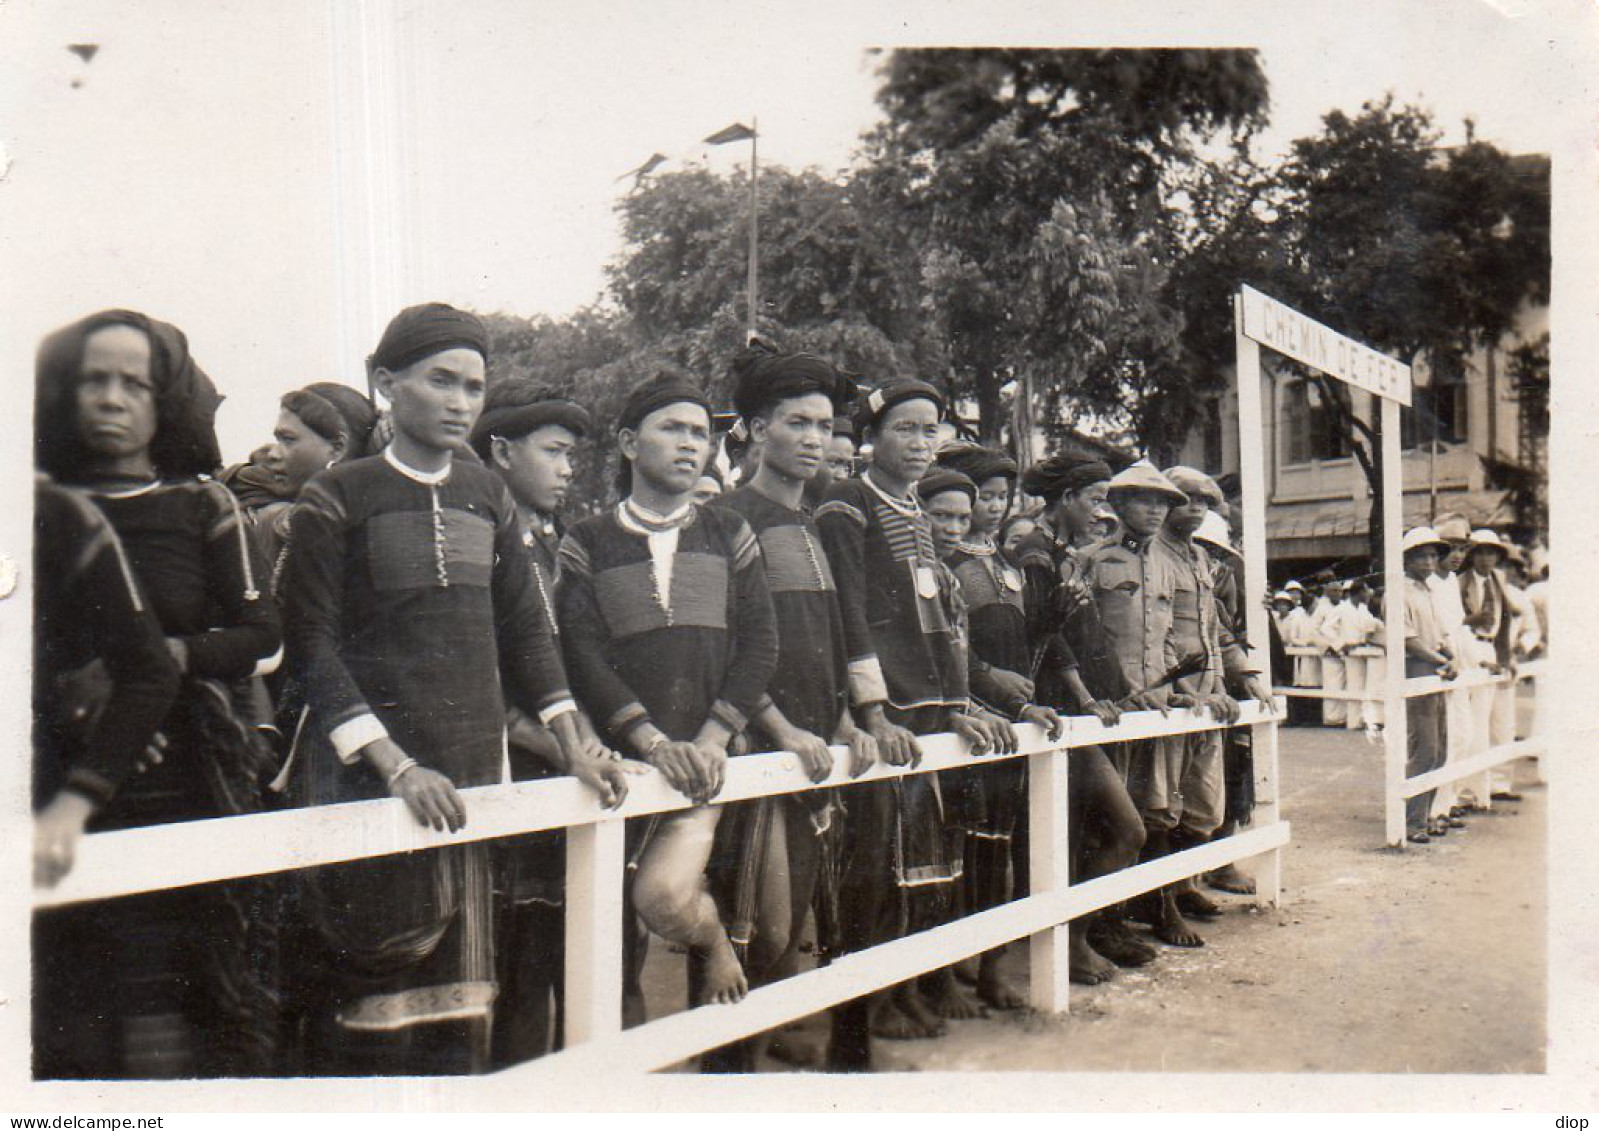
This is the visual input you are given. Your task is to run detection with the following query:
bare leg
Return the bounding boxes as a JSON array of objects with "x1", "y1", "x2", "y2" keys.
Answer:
[{"x1": 630, "y1": 806, "x2": 747, "y2": 1006}]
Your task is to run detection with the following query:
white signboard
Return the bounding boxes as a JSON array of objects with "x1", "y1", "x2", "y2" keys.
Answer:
[{"x1": 1238, "y1": 284, "x2": 1412, "y2": 405}]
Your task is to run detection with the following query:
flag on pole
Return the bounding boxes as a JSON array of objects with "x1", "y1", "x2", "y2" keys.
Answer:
[
  {"x1": 615, "y1": 152, "x2": 668, "y2": 187},
  {"x1": 704, "y1": 122, "x2": 756, "y2": 145}
]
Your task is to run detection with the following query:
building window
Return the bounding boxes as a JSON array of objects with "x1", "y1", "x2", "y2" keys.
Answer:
[
  {"x1": 1280, "y1": 378, "x2": 1349, "y2": 465},
  {"x1": 1401, "y1": 379, "x2": 1468, "y2": 449},
  {"x1": 1202, "y1": 397, "x2": 1223, "y2": 472}
]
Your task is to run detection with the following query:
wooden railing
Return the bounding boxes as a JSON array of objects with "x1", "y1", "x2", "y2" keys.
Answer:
[{"x1": 35, "y1": 703, "x2": 1288, "y2": 1076}]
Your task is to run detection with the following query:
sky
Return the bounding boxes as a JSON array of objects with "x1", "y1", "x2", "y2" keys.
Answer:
[{"x1": 1, "y1": 0, "x2": 1587, "y2": 462}]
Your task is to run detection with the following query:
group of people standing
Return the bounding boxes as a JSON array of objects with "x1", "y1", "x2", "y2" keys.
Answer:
[
  {"x1": 1266, "y1": 522, "x2": 1545, "y2": 844},
  {"x1": 33, "y1": 302, "x2": 1275, "y2": 1080}
]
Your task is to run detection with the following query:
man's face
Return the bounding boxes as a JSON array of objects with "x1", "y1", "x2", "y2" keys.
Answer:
[
  {"x1": 1060, "y1": 481, "x2": 1109, "y2": 537},
  {"x1": 691, "y1": 475, "x2": 723, "y2": 505},
  {"x1": 1470, "y1": 547, "x2": 1504, "y2": 576},
  {"x1": 824, "y1": 434, "x2": 856, "y2": 482},
  {"x1": 925, "y1": 489, "x2": 972, "y2": 560},
  {"x1": 1442, "y1": 543, "x2": 1469, "y2": 574},
  {"x1": 377, "y1": 347, "x2": 486, "y2": 455},
  {"x1": 1405, "y1": 547, "x2": 1439, "y2": 581},
  {"x1": 1324, "y1": 584, "x2": 1345, "y2": 605},
  {"x1": 1272, "y1": 599, "x2": 1294, "y2": 617},
  {"x1": 492, "y1": 424, "x2": 580, "y2": 515},
  {"x1": 752, "y1": 393, "x2": 833, "y2": 483},
  {"x1": 1165, "y1": 493, "x2": 1208, "y2": 538},
  {"x1": 868, "y1": 398, "x2": 940, "y2": 488},
  {"x1": 1001, "y1": 518, "x2": 1036, "y2": 557},
  {"x1": 972, "y1": 475, "x2": 1011, "y2": 536},
  {"x1": 622, "y1": 400, "x2": 712, "y2": 498},
  {"x1": 1113, "y1": 489, "x2": 1172, "y2": 539}
]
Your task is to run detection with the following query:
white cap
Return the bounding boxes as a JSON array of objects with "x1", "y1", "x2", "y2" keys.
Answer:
[
  {"x1": 1285, "y1": 580, "x2": 1305, "y2": 592},
  {"x1": 1194, "y1": 510, "x2": 1239, "y2": 558},
  {"x1": 1402, "y1": 526, "x2": 1450, "y2": 555},
  {"x1": 1468, "y1": 528, "x2": 1506, "y2": 552}
]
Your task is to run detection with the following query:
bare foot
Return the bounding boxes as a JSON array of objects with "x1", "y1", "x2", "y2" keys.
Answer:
[
  {"x1": 977, "y1": 951, "x2": 1029, "y2": 1009},
  {"x1": 1206, "y1": 864, "x2": 1256, "y2": 895},
  {"x1": 921, "y1": 969, "x2": 987, "y2": 1020},
  {"x1": 765, "y1": 1026, "x2": 822, "y2": 1067},
  {"x1": 697, "y1": 940, "x2": 749, "y2": 1006},
  {"x1": 952, "y1": 957, "x2": 979, "y2": 985},
  {"x1": 1153, "y1": 888, "x2": 1205, "y2": 948},
  {"x1": 870, "y1": 994, "x2": 934, "y2": 1041},
  {"x1": 1175, "y1": 884, "x2": 1222, "y2": 919},
  {"x1": 1086, "y1": 915, "x2": 1158, "y2": 968},
  {"x1": 1069, "y1": 928, "x2": 1117, "y2": 986},
  {"x1": 894, "y1": 984, "x2": 949, "y2": 1037}
]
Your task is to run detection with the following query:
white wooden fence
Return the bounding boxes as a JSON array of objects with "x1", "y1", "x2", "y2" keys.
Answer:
[
  {"x1": 35, "y1": 703, "x2": 1286, "y2": 1077},
  {"x1": 1278, "y1": 654, "x2": 1545, "y2": 845}
]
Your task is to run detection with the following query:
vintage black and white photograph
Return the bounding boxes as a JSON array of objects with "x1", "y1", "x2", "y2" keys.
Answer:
[{"x1": 3, "y1": 0, "x2": 1593, "y2": 1115}]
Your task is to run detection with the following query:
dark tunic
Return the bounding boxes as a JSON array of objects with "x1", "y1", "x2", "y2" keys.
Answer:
[
  {"x1": 1015, "y1": 527, "x2": 1130, "y2": 708},
  {"x1": 708, "y1": 486, "x2": 847, "y2": 972},
  {"x1": 34, "y1": 475, "x2": 282, "y2": 1080},
  {"x1": 32, "y1": 477, "x2": 181, "y2": 812},
  {"x1": 280, "y1": 452, "x2": 573, "y2": 1070},
  {"x1": 944, "y1": 541, "x2": 1030, "y2": 843},
  {"x1": 715, "y1": 486, "x2": 848, "y2": 738},
  {"x1": 815, "y1": 475, "x2": 966, "y2": 715},
  {"x1": 283, "y1": 453, "x2": 573, "y2": 800},
  {"x1": 815, "y1": 474, "x2": 965, "y2": 947},
  {"x1": 554, "y1": 502, "x2": 777, "y2": 747}
]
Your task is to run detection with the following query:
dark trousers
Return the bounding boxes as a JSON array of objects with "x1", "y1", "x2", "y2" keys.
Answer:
[{"x1": 1406, "y1": 692, "x2": 1446, "y2": 831}]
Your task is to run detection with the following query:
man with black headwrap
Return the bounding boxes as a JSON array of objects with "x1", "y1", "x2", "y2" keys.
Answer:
[
  {"x1": 1014, "y1": 450, "x2": 1155, "y2": 977},
  {"x1": 556, "y1": 371, "x2": 779, "y2": 1015},
  {"x1": 699, "y1": 345, "x2": 877, "y2": 1070},
  {"x1": 283, "y1": 302, "x2": 605, "y2": 1074},
  {"x1": 816, "y1": 378, "x2": 1006, "y2": 1063},
  {"x1": 468, "y1": 378, "x2": 635, "y2": 1066}
]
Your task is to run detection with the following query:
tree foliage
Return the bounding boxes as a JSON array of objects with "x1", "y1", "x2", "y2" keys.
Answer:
[
  {"x1": 863, "y1": 48, "x2": 1270, "y2": 443},
  {"x1": 1164, "y1": 97, "x2": 1550, "y2": 554}
]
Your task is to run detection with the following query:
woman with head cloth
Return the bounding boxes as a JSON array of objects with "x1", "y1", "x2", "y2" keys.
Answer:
[
  {"x1": 33, "y1": 310, "x2": 283, "y2": 1079},
  {"x1": 244, "y1": 382, "x2": 377, "y2": 597}
]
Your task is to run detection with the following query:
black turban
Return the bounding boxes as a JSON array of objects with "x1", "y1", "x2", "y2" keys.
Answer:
[
  {"x1": 616, "y1": 371, "x2": 712, "y2": 434},
  {"x1": 730, "y1": 345, "x2": 850, "y2": 420},
  {"x1": 936, "y1": 441, "x2": 1017, "y2": 486},
  {"x1": 853, "y1": 377, "x2": 945, "y2": 434},
  {"x1": 281, "y1": 389, "x2": 348, "y2": 446},
  {"x1": 367, "y1": 302, "x2": 488, "y2": 376},
  {"x1": 305, "y1": 382, "x2": 378, "y2": 459},
  {"x1": 35, "y1": 309, "x2": 224, "y2": 481},
  {"x1": 1020, "y1": 450, "x2": 1112, "y2": 502},
  {"x1": 469, "y1": 377, "x2": 591, "y2": 461},
  {"x1": 916, "y1": 468, "x2": 977, "y2": 506}
]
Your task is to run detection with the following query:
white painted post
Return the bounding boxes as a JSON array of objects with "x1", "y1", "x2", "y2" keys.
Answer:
[
  {"x1": 1234, "y1": 298, "x2": 1283, "y2": 905},
  {"x1": 1027, "y1": 745, "x2": 1072, "y2": 1013},
  {"x1": 327, "y1": 0, "x2": 412, "y2": 383},
  {"x1": 564, "y1": 819, "x2": 627, "y2": 1045},
  {"x1": 1381, "y1": 396, "x2": 1409, "y2": 847}
]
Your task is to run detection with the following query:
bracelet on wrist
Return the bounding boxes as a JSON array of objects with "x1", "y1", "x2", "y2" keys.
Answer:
[{"x1": 386, "y1": 757, "x2": 419, "y2": 789}]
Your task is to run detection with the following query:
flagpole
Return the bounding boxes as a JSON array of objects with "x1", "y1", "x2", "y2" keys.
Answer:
[{"x1": 747, "y1": 118, "x2": 759, "y2": 342}]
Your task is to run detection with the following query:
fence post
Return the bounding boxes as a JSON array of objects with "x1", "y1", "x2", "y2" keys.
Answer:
[
  {"x1": 1380, "y1": 396, "x2": 1409, "y2": 847},
  {"x1": 1233, "y1": 301, "x2": 1285, "y2": 900},
  {"x1": 1251, "y1": 720, "x2": 1284, "y2": 906},
  {"x1": 1027, "y1": 744, "x2": 1072, "y2": 1014},
  {"x1": 564, "y1": 818, "x2": 626, "y2": 1046}
]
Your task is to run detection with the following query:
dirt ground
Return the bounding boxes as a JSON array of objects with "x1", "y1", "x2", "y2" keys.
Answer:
[
  {"x1": 642, "y1": 717, "x2": 1547, "y2": 1075},
  {"x1": 861, "y1": 727, "x2": 1548, "y2": 1074}
]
